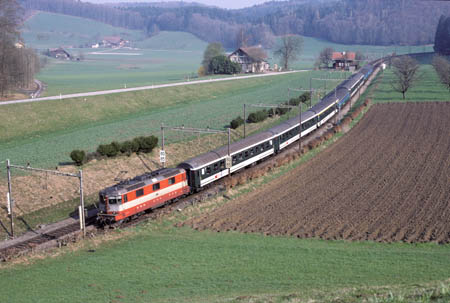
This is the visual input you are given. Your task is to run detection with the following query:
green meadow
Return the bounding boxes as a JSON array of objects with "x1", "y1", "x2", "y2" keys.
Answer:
[
  {"x1": 0, "y1": 212, "x2": 449, "y2": 303},
  {"x1": 0, "y1": 70, "x2": 346, "y2": 168},
  {"x1": 372, "y1": 56, "x2": 450, "y2": 103}
]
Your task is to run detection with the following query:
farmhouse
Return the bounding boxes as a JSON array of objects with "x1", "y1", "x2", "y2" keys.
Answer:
[
  {"x1": 229, "y1": 46, "x2": 270, "y2": 73},
  {"x1": 47, "y1": 48, "x2": 72, "y2": 60},
  {"x1": 332, "y1": 51, "x2": 357, "y2": 71},
  {"x1": 100, "y1": 36, "x2": 129, "y2": 48}
]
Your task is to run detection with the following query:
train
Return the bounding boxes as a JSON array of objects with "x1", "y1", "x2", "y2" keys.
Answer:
[{"x1": 98, "y1": 62, "x2": 377, "y2": 223}]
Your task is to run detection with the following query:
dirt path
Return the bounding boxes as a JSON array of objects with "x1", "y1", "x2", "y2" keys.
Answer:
[{"x1": 185, "y1": 102, "x2": 450, "y2": 243}]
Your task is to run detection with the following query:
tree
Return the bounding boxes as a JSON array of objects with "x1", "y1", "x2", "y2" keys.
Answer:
[
  {"x1": 316, "y1": 47, "x2": 334, "y2": 69},
  {"x1": 202, "y1": 42, "x2": 224, "y2": 72},
  {"x1": 274, "y1": 35, "x2": 303, "y2": 70},
  {"x1": 434, "y1": 15, "x2": 450, "y2": 55},
  {"x1": 391, "y1": 56, "x2": 420, "y2": 100},
  {"x1": 0, "y1": 0, "x2": 40, "y2": 97},
  {"x1": 432, "y1": 55, "x2": 450, "y2": 91},
  {"x1": 208, "y1": 55, "x2": 241, "y2": 75},
  {"x1": 355, "y1": 51, "x2": 366, "y2": 69}
]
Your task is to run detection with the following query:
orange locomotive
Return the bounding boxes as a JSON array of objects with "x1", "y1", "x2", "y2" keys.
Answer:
[{"x1": 98, "y1": 168, "x2": 190, "y2": 223}]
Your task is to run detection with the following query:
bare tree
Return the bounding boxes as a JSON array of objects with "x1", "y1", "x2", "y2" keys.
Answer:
[
  {"x1": 316, "y1": 47, "x2": 334, "y2": 69},
  {"x1": 391, "y1": 56, "x2": 420, "y2": 100},
  {"x1": 432, "y1": 55, "x2": 450, "y2": 91},
  {"x1": 236, "y1": 28, "x2": 249, "y2": 48},
  {"x1": 274, "y1": 35, "x2": 303, "y2": 70}
]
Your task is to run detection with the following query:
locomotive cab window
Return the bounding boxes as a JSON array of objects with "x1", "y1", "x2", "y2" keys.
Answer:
[
  {"x1": 153, "y1": 183, "x2": 160, "y2": 191},
  {"x1": 136, "y1": 189, "x2": 144, "y2": 197},
  {"x1": 123, "y1": 194, "x2": 128, "y2": 203},
  {"x1": 109, "y1": 196, "x2": 122, "y2": 204},
  {"x1": 168, "y1": 177, "x2": 175, "y2": 185}
]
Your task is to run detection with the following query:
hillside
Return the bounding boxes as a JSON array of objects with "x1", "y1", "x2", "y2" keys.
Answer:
[
  {"x1": 22, "y1": 11, "x2": 145, "y2": 50},
  {"x1": 20, "y1": 0, "x2": 450, "y2": 47}
]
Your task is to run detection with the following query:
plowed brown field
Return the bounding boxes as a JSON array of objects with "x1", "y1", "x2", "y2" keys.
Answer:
[{"x1": 186, "y1": 102, "x2": 450, "y2": 243}]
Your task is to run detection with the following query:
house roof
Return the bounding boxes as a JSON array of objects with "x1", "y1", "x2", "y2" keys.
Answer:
[
  {"x1": 232, "y1": 46, "x2": 268, "y2": 62},
  {"x1": 102, "y1": 36, "x2": 123, "y2": 44},
  {"x1": 332, "y1": 52, "x2": 356, "y2": 61}
]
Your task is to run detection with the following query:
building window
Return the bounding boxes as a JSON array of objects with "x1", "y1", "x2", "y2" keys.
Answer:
[
  {"x1": 136, "y1": 189, "x2": 144, "y2": 197},
  {"x1": 153, "y1": 183, "x2": 160, "y2": 191}
]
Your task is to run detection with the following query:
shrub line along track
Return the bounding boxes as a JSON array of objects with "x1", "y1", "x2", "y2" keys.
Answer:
[{"x1": 0, "y1": 63, "x2": 380, "y2": 261}]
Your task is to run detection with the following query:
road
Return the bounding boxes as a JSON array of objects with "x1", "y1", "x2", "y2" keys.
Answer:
[{"x1": 0, "y1": 71, "x2": 305, "y2": 106}]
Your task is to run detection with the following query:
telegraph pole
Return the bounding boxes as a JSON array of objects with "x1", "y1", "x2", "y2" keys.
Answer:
[
  {"x1": 5, "y1": 161, "x2": 86, "y2": 237},
  {"x1": 6, "y1": 160, "x2": 14, "y2": 238},
  {"x1": 160, "y1": 124, "x2": 232, "y2": 177}
]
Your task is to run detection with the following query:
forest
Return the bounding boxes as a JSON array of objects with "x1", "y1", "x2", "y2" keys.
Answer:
[{"x1": 19, "y1": 0, "x2": 450, "y2": 48}]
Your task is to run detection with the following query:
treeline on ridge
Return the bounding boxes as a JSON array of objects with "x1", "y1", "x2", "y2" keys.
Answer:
[{"x1": 19, "y1": 0, "x2": 450, "y2": 48}]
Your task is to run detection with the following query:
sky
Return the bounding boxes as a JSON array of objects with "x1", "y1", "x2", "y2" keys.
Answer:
[{"x1": 86, "y1": 0, "x2": 273, "y2": 9}]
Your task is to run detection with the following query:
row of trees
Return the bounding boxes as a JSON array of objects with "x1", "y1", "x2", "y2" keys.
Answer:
[
  {"x1": 70, "y1": 135, "x2": 158, "y2": 166},
  {"x1": 432, "y1": 55, "x2": 450, "y2": 91},
  {"x1": 0, "y1": 0, "x2": 40, "y2": 97}
]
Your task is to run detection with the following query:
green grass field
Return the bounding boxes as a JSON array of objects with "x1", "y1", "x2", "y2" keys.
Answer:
[
  {"x1": 0, "y1": 70, "x2": 347, "y2": 168},
  {"x1": 372, "y1": 62, "x2": 450, "y2": 102},
  {"x1": 1, "y1": 213, "x2": 449, "y2": 303}
]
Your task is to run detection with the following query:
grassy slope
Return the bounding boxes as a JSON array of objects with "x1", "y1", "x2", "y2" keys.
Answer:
[
  {"x1": 271, "y1": 35, "x2": 434, "y2": 70},
  {"x1": 1, "y1": 216, "x2": 449, "y2": 303},
  {"x1": 0, "y1": 70, "x2": 344, "y2": 168},
  {"x1": 23, "y1": 11, "x2": 207, "y2": 96}
]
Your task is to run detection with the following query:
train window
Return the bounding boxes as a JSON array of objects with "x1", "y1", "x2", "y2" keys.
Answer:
[
  {"x1": 220, "y1": 161, "x2": 225, "y2": 169},
  {"x1": 136, "y1": 189, "x2": 144, "y2": 197},
  {"x1": 206, "y1": 166, "x2": 211, "y2": 174},
  {"x1": 250, "y1": 148, "x2": 254, "y2": 156},
  {"x1": 201, "y1": 168, "x2": 205, "y2": 175},
  {"x1": 153, "y1": 183, "x2": 160, "y2": 191},
  {"x1": 214, "y1": 163, "x2": 219, "y2": 170},
  {"x1": 123, "y1": 194, "x2": 128, "y2": 203},
  {"x1": 168, "y1": 177, "x2": 175, "y2": 185},
  {"x1": 232, "y1": 156, "x2": 237, "y2": 164},
  {"x1": 244, "y1": 151, "x2": 249, "y2": 158},
  {"x1": 238, "y1": 153, "x2": 243, "y2": 160},
  {"x1": 108, "y1": 197, "x2": 116, "y2": 204}
]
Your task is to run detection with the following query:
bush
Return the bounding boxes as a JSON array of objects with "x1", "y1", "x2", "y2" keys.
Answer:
[
  {"x1": 120, "y1": 140, "x2": 136, "y2": 156},
  {"x1": 97, "y1": 143, "x2": 118, "y2": 157},
  {"x1": 247, "y1": 110, "x2": 268, "y2": 123},
  {"x1": 208, "y1": 55, "x2": 241, "y2": 74},
  {"x1": 230, "y1": 116, "x2": 244, "y2": 129},
  {"x1": 70, "y1": 150, "x2": 86, "y2": 166},
  {"x1": 134, "y1": 136, "x2": 158, "y2": 153}
]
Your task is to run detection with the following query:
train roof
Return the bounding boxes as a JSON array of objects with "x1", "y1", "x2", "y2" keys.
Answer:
[
  {"x1": 268, "y1": 110, "x2": 316, "y2": 134},
  {"x1": 178, "y1": 130, "x2": 275, "y2": 170},
  {"x1": 100, "y1": 167, "x2": 184, "y2": 196},
  {"x1": 360, "y1": 64, "x2": 374, "y2": 76},
  {"x1": 338, "y1": 73, "x2": 364, "y2": 91},
  {"x1": 311, "y1": 93, "x2": 337, "y2": 113}
]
